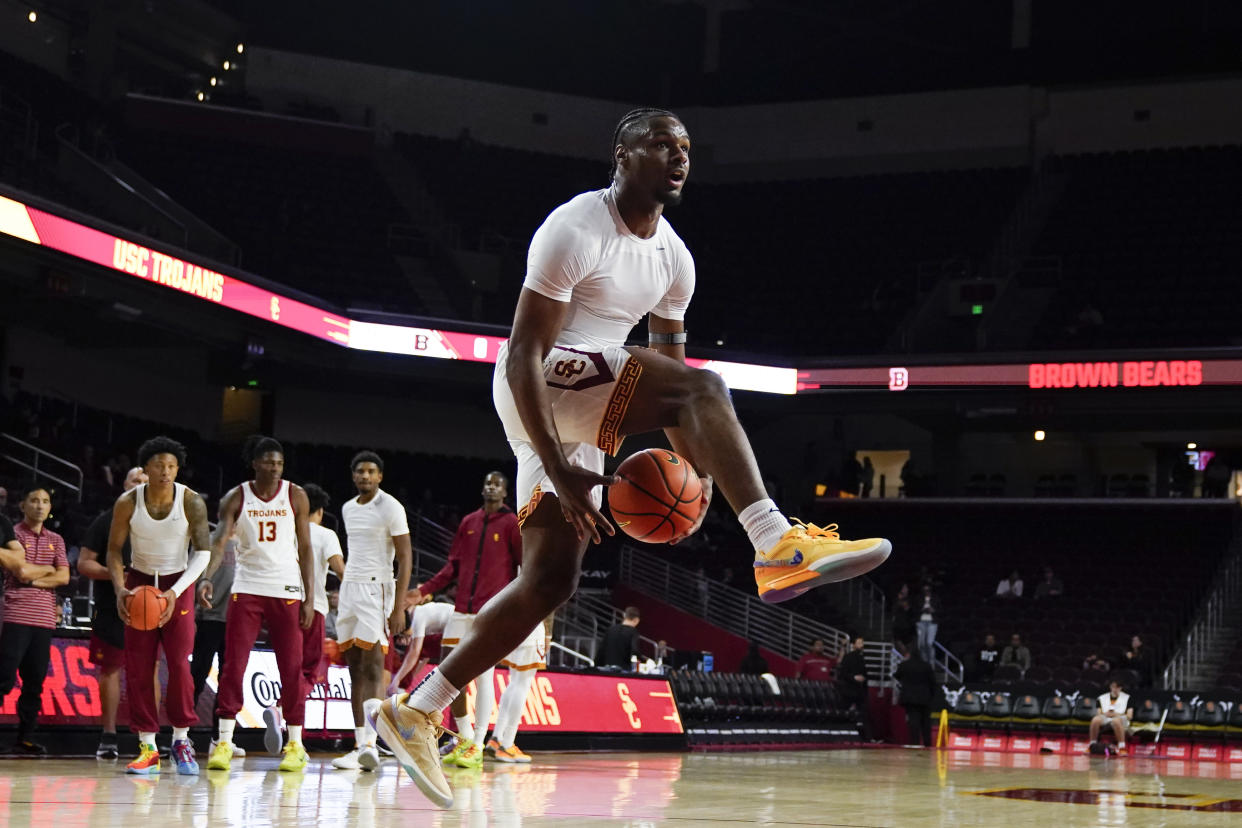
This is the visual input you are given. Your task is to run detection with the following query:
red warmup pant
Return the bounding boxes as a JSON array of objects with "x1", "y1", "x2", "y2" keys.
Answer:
[
  {"x1": 216, "y1": 593, "x2": 306, "y2": 725},
  {"x1": 302, "y1": 611, "x2": 326, "y2": 688},
  {"x1": 124, "y1": 570, "x2": 197, "y2": 733}
]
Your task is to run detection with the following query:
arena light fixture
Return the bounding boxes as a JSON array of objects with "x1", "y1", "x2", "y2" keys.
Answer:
[
  {"x1": 236, "y1": 43, "x2": 245, "y2": 54},
  {"x1": 1034, "y1": 430, "x2": 1046, "y2": 441},
  {"x1": 195, "y1": 91, "x2": 205, "y2": 102},
  {"x1": 1187, "y1": 442, "x2": 1197, "y2": 450},
  {"x1": 223, "y1": 60, "x2": 231, "y2": 70},
  {"x1": 210, "y1": 77, "x2": 217, "y2": 87},
  {"x1": 28, "y1": 10, "x2": 36, "y2": 22}
]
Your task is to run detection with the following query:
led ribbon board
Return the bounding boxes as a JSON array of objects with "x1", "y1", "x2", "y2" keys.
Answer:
[{"x1": 0, "y1": 193, "x2": 798, "y2": 395}]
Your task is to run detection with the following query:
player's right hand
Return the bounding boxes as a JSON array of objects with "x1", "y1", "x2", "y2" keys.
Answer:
[
  {"x1": 550, "y1": 463, "x2": 618, "y2": 544},
  {"x1": 197, "y1": 581, "x2": 213, "y2": 609},
  {"x1": 116, "y1": 588, "x2": 133, "y2": 625},
  {"x1": 402, "y1": 588, "x2": 423, "y2": 609}
]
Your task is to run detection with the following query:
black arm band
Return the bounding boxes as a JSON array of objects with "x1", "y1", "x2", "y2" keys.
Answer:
[{"x1": 648, "y1": 331, "x2": 688, "y2": 345}]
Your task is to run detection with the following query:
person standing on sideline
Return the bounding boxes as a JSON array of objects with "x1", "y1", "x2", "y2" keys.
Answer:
[
  {"x1": 370, "y1": 108, "x2": 890, "y2": 808},
  {"x1": 598, "y1": 607, "x2": 642, "y2": 669},
  {"x1": 302, "y1": 484, "x2": 345, "y2": 696},
  {"x1": 203, "y1": 436, "x2": 315, "y2": 773},
  {"x1": 191, "y1": 524, "x2": 244, "y2": 759},
  {"x1": 894, "y1": 646, "x2": 936, "y2": 747},
  {"x1": 0, "y1": 487, "x2": 70, "y2": 754},
  {"x1": 77, "y1": 466, "x2": 146, "y2": 758},
  {"x1": 331, "y1": 451, "x2": 412, "y2": 772},
  {"x1": 107, "y1": 437, "x2": 212, "y2": 775},
  {"x1": 837, "y1": 636, "x2": 873, "y2": 741},
  {"x1": 795, "y1": 638, "x2": 836, "y2": 681},
  {"x1": 404, "y1": 471, "x2": 523, "y2": 769}
]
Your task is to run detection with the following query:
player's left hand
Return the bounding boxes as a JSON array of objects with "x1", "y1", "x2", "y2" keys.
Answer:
[
  {"x1": 299, "y1": 600, "x2": 314, "y2": 630},
  {"x1": 669, "y1": 474, "x2": 713, "y2": 546},
  {"x1": 402, "y1": 588, "x2": 423, "y2": 609},
  {"x1": 157, "y1": 589, "x2": 177, "y2": 627}
]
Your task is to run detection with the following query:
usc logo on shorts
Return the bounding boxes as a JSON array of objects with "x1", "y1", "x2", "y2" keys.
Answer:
[{"x1": 553, "y1": 359, "x2": 587, "y2": 378}]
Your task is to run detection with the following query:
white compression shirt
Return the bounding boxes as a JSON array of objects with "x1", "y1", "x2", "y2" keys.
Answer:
[
  {"x1": 523, "y1": 187, "x2": 695, "y2": 350},
  {"x1": 341, "y1": 489, "x2": 409, "y2": 582},
  {"x1": 129, "y1": 483, "x2": 191, "y2": 576},
  {"x1": 410, "y1": 601, "x2": 453, "y2": 637}
]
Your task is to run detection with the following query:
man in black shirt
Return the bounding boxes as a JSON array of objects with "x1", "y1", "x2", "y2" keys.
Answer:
[
  {"x1": 76, "y1": 466, "x2": 145, "y2": 758},
  {"x1": 598, "y1": 607, "x2": 642, "y2": 669},
  {"x1": 976, "y1": 633, "x2": 1000, "y2": 681},
  {"x1": 894, "y1": 648, "x2": 937, "y2": 747},
  {"x1": 837, "y1": 636, "x2": 873, "y2": 741}
]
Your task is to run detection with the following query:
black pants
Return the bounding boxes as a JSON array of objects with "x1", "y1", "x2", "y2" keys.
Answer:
[
  {"x1": 846, "y1": 692, "x2": 874, "y2": 741},
  {"x1": 905, "y1": 704, "x2": 932, "y2": 747},
  {"x1": 0, "y1": 623, "x2": 53, "y2": 739},
  {"x1": 191, "y1": 619, "x2": 228, "y2": 707}
]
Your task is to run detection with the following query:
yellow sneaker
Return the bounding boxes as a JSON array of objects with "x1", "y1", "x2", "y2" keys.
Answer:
[
  {"x1": 452, "y1": 740, "x2": 483, "y2": 769},
  {"x1": 441, "y1": 739, "x2": 466, "y2": 766},
  {"x1": 754, "y1": 521, "x2": 891, "y2": 603},
  {"x1": 366, "y1": 695, "x2": 454, "y2": 808},
  {"x1": 206, "y1": 739, "x2": 234, "y2": 771},
  {"x1": 278, "y1": 741, "x2": 308, "y2": 772},
  {"x1": 492, "y1": 743, "x2": 531, "y2": 764}
]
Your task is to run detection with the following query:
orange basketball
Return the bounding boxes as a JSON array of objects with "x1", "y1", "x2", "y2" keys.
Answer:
[
  {"x1": 608, "y1": 449, "x2": 703, "y2": 543},
  {"x1": 127, "y1": 584, "x2": 167, "y2": 631}
]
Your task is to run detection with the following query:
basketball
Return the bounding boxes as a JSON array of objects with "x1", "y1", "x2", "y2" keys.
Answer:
[
  {"x1": 608, "y1": 449, "x2": 703, "y2": 543},
  {"x1": 126, "y1": 585, "x2": 167, "y2": 631}
]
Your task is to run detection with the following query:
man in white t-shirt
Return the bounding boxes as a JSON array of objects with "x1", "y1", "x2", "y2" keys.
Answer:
[
  {"x1": 301, "y1": 484, "x2": 345, "y2": 694},
  {"x1": 1089, "y1": 680, "x2": 1134, "y2": 754},
  {"x1": 371, "y1": 109, "x2": 892, "y2": 808},
  {"x1": 334, "y1": 451, "x2": 412, "y2": 772},
  {"x1": 387, "y1": 598, "x2": 454, "y2": 696}
]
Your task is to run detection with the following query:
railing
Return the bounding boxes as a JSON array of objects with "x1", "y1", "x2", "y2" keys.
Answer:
[
  {"x1": 934, "y1": 640, "x2": 965, "y2": 684},
  {"x1": 0, "y1": 433, "x2": 84, "y2": 502},
  {"x1": 561, "y1": 589, "x2": 663, "y2": 660},
  {"x1": 817, "y1": 576, "x2": 889, "y2": 639},
  {"x1": 549, "y1": 640, "x2": 594, "y2": 668},
  {"x1": 1163, "y1": 532, "x2": 1242, "y2": 689},
  {"x1": 618, "y1": 545, "x2": 850, "y2": 661}
]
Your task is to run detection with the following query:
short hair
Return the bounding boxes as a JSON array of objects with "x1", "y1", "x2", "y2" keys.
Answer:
[
  {"x1": 609, "y1": 107, "x2": 680, "y2": 181},
  {"x1": 137, "y1": 436, "x2": 187, "y2": 468},
  {"x1": 485, "y1": 470, "x2": 509, "y2": 487},
  {"x1": 20, "y1": 486, "x2": 51, "y2": 502},
  {"x1": 623, "y1": 606, "x2": 641, "y2": 621},
  {"x1": 304, "y1": 483, "x2": 330, "y2": 514},
  {"x1": 350, "y1": 450, "x2": 384, "y2": 473},
  {"x1": 243, "y1": 434, "x2": 284, "y2": 463}
]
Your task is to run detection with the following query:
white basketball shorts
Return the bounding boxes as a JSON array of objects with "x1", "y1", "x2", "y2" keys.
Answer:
[
  {"x1": 336, "y1": 579, "x2": 395, "y2": 652},
  {"x1": 493, "y1": 341, "x2": 642, "y2": 526}
]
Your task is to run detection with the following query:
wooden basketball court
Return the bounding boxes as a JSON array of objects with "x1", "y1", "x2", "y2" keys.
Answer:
[{"x1": 2, "y1": 747, "x2": 1241, "y2": 826}]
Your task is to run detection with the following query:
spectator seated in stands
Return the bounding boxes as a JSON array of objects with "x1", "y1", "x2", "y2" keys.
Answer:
[
  {"x1": 1119, "y1": 635, "x2": 1153, "y2": 687},
  {"x1": 795, "y1": 638, "x2": 837, "y2": 681},
  {"x1": 1001, "y1": 633, "x2": 1031, "y2": 674},
  {"x1": 1082, "y1": 652, "x2": 1111, "y2": 673},
  {"x1": 995, "y1": 570, "x2": 1024, "y2": 600},
  {"x1": 975, "y1": 633, "x2": 1000, "y2": 681},
  {"x1": 1088, "y1": 679, "x2": 1134, "y2": 754},
  {"x1": 1033, "y1": 566, "x2": 1064, "y2": 600}
]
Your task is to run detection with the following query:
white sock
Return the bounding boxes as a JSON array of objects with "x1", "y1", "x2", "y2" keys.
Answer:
[
  {"x1": 495, "y1": 668, "x2": 537, "y2": 747},
  {"x1": 171, "y1": 726, "x2": 189, "y2": 742},
  {"x1": 408, "y1": 668, "x2": 461, "y2": 716},
  {"x1": 288, "y1": 725, "x2": 302, "y2": 745},
  {"x1": 139, "y1": 731, "x2": 157, "y2": 748},
  {"x1": 458, "y1": 710, "x2": 475, "y2": 742},
  {"x1": 473, "y1": 668, "x2": 496, "y2": 743},
  {"x1": 354, "y1": 726, "x2": 367, "y2": 748},
  {"x1": 739, "y1": 499, "x2": 793, "y2": 553},
  {"x1": 218, "y1": 718, "x2": 235, "y2": 744}
]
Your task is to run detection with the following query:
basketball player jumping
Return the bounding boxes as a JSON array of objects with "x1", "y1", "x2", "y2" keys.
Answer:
[
  {"x1": 332, "y1": 451, "x2": 412, "y2": 772},
  {"x1": 107, "y1": 437, "x2": 212, "y2": 776},
  {"x1": 203, "y1": 436, "x2": 315, "y2": 773},
  {"x1": 372, "y1": 108, "x2": 893, "y2": 806}
]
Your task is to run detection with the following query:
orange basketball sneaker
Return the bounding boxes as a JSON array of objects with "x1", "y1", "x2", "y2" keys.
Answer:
[{"x1": 754, "y1": 521, "x2": 891, "y2": 603}]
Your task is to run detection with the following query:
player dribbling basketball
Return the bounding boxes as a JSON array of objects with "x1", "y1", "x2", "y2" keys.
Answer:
[{"x1": 372, "y1": 109, "x2": 892, "y2": 807}]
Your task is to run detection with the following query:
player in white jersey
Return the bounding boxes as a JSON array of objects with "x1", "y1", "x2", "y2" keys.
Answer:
[
  {"x1": 387, "y1": 598, "x2": 454, "y2": 695},
  {"x1": 333, "y1": 450, "x2": 412, "y2": 771},
  {"x1": 301, "y1": 484, "x2": 345, "y2": 695},
  {"x1": 106, "y1": 436, "x2": 212, "y2": 776},
  {"x1": 202, "y1": 436, "x2": 314, "y2": 773},
  {"x1": 373, "y1": 109, "x2": 893, "y2": 807}
]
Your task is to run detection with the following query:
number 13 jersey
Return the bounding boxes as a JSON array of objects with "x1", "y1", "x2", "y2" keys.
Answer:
[{"x1": 233, "y1": 480, "x2": 303, "y2": 599}]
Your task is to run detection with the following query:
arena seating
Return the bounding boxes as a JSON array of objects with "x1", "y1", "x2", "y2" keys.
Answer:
[{"x1": 1031, "y1": 147, "x2": 1242, "y2": 350}]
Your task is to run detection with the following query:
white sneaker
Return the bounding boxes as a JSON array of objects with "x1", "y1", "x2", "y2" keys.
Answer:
[
  {"x1": 358, "y1": 745, "x2": 380, "y2": 771},
  {"x1": 207, "y1": 739, "x2": 247, "y2": 758},
  {"x1": 332, "y1": 749, "x2": 362, "y2": 770},
  {"x1": 263, "y1": 706, "x2": 285, "y2": 756}
]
